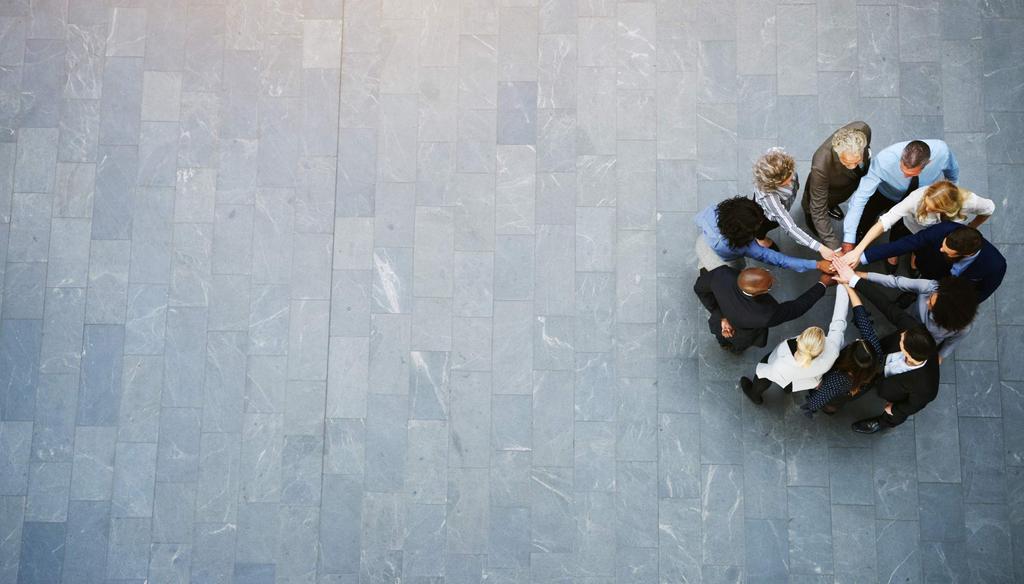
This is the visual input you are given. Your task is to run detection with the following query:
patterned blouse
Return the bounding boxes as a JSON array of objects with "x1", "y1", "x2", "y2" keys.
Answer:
[{"x1": 800, "y1": 305, "x2": 881, "y2": 416}]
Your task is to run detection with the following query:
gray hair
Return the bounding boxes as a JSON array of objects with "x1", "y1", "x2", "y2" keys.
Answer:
[
  {"x1": 752, "y1": 148, "x2": 795, "y2": 192},
  {"x1": 831, "y1": 127, "x2": 868, "y2": 157}
]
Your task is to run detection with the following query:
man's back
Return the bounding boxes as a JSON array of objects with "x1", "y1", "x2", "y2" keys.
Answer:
[{"x1": 704, "y1": 267, "x2": 780, "y2": 329}]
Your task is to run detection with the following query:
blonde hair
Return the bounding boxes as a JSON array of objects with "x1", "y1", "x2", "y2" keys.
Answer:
[
  {"x1": 917, "y1": 180, "x2": 967, "y2": 223},
  {"x1": 753, "y1": 148, "x2": 796, "y2": 192},
  {"x1": 794, "y1": 326, "x2": 826, "y2": 368},
  {"x1": 831, "y1": 127, "x2": 868, "y2": 158}
]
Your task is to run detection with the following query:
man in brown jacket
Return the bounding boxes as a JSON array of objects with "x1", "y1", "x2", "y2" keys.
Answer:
[{"x1": 801, "y1": 121, "x2": 872, "y2": 250}]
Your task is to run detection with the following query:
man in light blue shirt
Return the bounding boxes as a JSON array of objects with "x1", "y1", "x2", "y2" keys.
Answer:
[
  {"x1": 695, "y1": 197, "x2": 829, "y2": 274},
  {"x1": 841, "y1": 140, "x2": 959, "y2": 250}
]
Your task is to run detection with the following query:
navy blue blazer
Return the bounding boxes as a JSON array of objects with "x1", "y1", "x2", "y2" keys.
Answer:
[{"x1": 863, "y1": 222, "x2": 1006, "y2": 302}]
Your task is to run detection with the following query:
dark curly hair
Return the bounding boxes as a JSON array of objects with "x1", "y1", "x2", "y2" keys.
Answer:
[
  {"x1": 716, "y1": 197, "x2": 766, "y2": 249},
  {"x1": 931, "y1": 276, "x2": 978, "y2": 331}
]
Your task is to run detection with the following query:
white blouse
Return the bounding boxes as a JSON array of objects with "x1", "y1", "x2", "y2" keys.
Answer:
[{"x1": 878, "y1": 186, "x2": 995, "y2": 234}]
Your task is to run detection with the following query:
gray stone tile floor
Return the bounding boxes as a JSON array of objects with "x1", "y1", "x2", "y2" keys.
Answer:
[{"x1": 0, "y1": 0, "x2": 1021, "y2": 581}]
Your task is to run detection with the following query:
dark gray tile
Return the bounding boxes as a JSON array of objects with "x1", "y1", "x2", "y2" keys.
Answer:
[
  {"x1": 964, "y1": 503, "x2": 1014, "y2": 583},
  {"x1": 69, "y1": 426, "x2": 116, "y2": 501},
  {"x1": 106, "y1": 516, "x2": 150, "y2": 579},
  {"x1": 152, "y1": 482, "x2": 196, "y2": 543},
  {"x1": 64, "y1": 500, "x2": 110, "y2": 583},
  {"x1": 875, "y1": 519, "x2": 922, "y2": 584},
  {"x1": 787, "y1": 486, "x2": 833, "y2": 575},
  {"x1": 320, "y1": 474, "x2": 361, "y2": 573},
  {"x1": 745, "y1": 518, "x2": 788, "y2": 584},
  {"x1": 487, "y1": 505, "x2": 529, "y2": 569},
  {"x1": 956, "y1": 361, "x2": 1001, "y2": 417},
  {"x1": 1, "y1": 319, "x2": 42, "y2": 421},
  {"x1": 915, "y1": 384, "x2": 962, "y2": 483},
  {"x1": 919, "y1": 482, "x2": 965, "y2": 542},
  {"x1": 872, "y1": 422, "x2": 919, "y2": 520},
  {"x1": 831, "y1": 505, "x2": 876, "y2": 581},
  {"x1": 18, "y1": 521, "x2": 65, "y2": 584},
  {"x1": 77, "y1": 324, "x2": 125, "y2": 426},
  {"x1": 959, "y1": 417, "x2": 1006, "y2": 503},
  {"x1": 829, "y1": 447, "x2": 874, "y2": 505},
  {"x1": 701, "y1": 464, "x2": 744, "y2": 566}
]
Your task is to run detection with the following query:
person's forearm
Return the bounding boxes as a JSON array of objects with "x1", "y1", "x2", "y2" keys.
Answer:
[
  {"x1": 853, "y1": 222, "x2": 885, "y2": 257},
  {"x1": 968, "y1": 214, "x2": 990, "y2": 228}
]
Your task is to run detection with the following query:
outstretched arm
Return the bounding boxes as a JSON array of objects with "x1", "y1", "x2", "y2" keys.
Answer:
[
  {"x1": 766, "y1": 279, "x2": 828, "y2": 327},
  {"x1": 861, "y1": 227, "x2": 933, "y2": 265},
  {"x1": 846, "y1": 285, "x2": 883, "y2": 356},
  {"x1": 842, "y1": 170, "x2": 882, "y2": 244},
  {"x1": 743, "y1": 241, "x2": 819, "y2": 272},
  {"x1": 858, "y1": 272, "x2": 937, "y2": 295}
]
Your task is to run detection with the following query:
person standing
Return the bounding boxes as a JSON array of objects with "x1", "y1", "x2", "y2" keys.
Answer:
[
  {"x1": 694, "y1": 197, "x2": 833, "y2": 273},
  {"x1": 840, "y1": 139, "x2": 960, "y2": 270},
  {"x1": 802, "y1": 122, "x2": 872, "y2": 250},
  {"x1": 693, "y1": 265, "x2": 831, "y2": 354},
  {"x1": 842, "y1": 180, "x2": 994, "y2": 266},
  {"x1": 740, "y1": 285, "x2": 850, "y2": 404},
  {"x1": 852, "y1": 223, "x2": 1006, "y2": 303},
  {"x1": 752, "y1": 148, "x2": 836, "y2": 260}
]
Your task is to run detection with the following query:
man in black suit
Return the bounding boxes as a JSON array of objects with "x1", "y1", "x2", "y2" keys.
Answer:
[
  {"x1": 856, "y1": 223, "x2": 1005, "y2": 302},
  {"x1": 834, "y1": 261, "x2": 941, "y2": 433},
  {"x1": 693, "y1": 266, "x2": 831, "y2": 353}
]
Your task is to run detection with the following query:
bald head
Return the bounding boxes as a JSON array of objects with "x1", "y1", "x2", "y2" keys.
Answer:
[{"x1": 738, "y1": 268, "x2": 774, "y2": 296}]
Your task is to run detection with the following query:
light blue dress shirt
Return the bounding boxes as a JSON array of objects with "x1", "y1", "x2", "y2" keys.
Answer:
[
  {"x1": 695, "y1": 205, "x2": 818, "y2": 272},
  {"x1": 884, "y1": 351, "x2": 926, "y2": 377},
  {"x1": 842, "y1": 139, "x2": 960, "y2": 243},
  {"x1": 950, "y1": 251, "x2": 980, "y2": 276}
]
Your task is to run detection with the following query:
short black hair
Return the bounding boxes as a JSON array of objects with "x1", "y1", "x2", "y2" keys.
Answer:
[
  {"x1": 716, "y1": 196, "x2": 766, "y2": 249},
  {"x1": 931, "y1": 277, "x2": 978, "y2": 331},
  {"x1": 901, "y1": 140, "x2": 931, "y2": 169},
  {"x1": 902, "y1": 325, "x2": 937, "y2": 362},
  {"x1": 945, "y1": 226, "x2": 983, "y2": 257}
]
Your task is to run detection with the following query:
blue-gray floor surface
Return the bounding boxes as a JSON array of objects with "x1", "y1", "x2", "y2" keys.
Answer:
[{"x1": 0, "y1": 0, "x2": 1022, "y2": 582}]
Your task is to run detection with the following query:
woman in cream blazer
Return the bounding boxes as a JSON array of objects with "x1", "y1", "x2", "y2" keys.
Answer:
[{"x1": 740, "y1": 285, "x2": 849, "y2": 404}]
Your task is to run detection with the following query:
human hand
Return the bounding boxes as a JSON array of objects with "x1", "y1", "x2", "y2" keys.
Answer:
[
  {"x1": 818, "y1": 272, "x2": 835, "y2": 287},
  {"x1": 720, "y1": 318, "x2": 734, "y2": 338},
  {"x1": 883, "y1": 402, "x2": 893, "y2": 416},
  {"x1": 937, "y1": 356, "x2": 943, "y2": 365},
  {"x1": 841, "y1": 242, "x2": 855, "y2": 254},
  {"x1": 819, "y1": 245, "x2": 838, "y2": 261},
  {"x1": 831, "y1": 258, "x2": 856, "y2": 284},
  {"x1": 839, "y1": 251, "x2": 861, "y2": 269},
  {"x1": 816, "y1": 260, "x2": 836, "y2": 274}
]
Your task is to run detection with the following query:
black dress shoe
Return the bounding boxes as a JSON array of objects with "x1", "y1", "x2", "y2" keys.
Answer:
[
  {"x1": 852, "y1": 418, "x2": 883, "y2": 434},
  {"x1": 740, "y1": 377, "x2": 764, "y2": 405},
  {"x1": 827, "y1": 207, "x2": 845, "y2": 220}
]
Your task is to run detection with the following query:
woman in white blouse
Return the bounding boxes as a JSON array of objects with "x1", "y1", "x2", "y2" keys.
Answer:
[
  {"x1": 740, "y1": 286, "x2": 850, "y2": 404},
  {"x1": 844, "y1": 180, "x2": 995, "y2": 270}
]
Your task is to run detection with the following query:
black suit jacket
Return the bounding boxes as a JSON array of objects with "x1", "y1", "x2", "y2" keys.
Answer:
[
  {"x1": 693, "y1": 266, "x2": 827, "y2": 352},
  {"x1": 853, "y1": 278, "x2": 941, "y2": 426},
  {"x1": 863, "y1": 221, "x2": 1006, "y2": 302}
]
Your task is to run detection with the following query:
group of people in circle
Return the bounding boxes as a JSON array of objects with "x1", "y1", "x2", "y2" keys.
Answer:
[{"x1": 693, "y1": 122, "x2": 1006, "y2": 434}]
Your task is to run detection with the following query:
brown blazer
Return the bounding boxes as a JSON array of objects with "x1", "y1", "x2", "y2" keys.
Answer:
[{"x1": 801, "y1": 121, "x2": 872, "y2": 249}]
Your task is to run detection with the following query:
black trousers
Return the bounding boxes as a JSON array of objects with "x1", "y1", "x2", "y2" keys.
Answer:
[
  {"x1": 750, "y1": 350, "x2": 792, "y2": 396},
  {"x1": 855, "y1": 191, "x2": 898, "y2": 243}
]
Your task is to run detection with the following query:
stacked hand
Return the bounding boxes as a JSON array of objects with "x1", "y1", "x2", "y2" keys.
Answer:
[
  {"x1": 818, "y1": 245, "x2": 839, "y2": 261},
  {"x1": 831, "y1": 258, "x2": 856, "y2": 284},
  {"x1": 816, "y1": 260, "x2": 837, "y2": 274}
]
